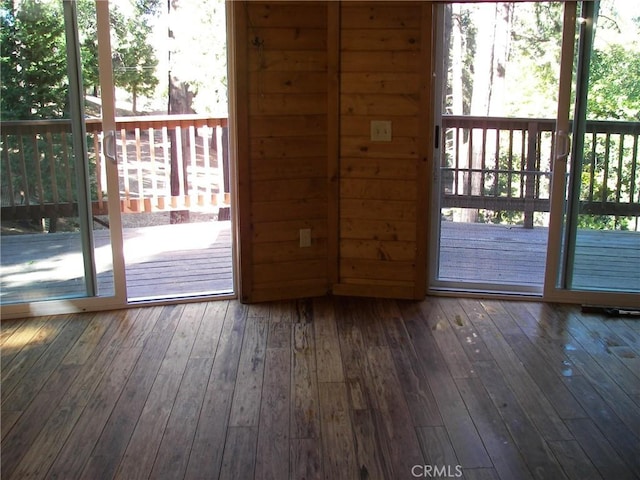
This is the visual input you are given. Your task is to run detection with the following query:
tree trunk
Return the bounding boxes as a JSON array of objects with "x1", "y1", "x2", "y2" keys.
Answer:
[
  {"x1": 132, "y1": 87, "x2": 138, "y2": 115},
  {"x1": 450, "y1": 4, "x2": 467, "y2": 200},
  {"x1": 463, "y1": 3, "x2": 514, "y2": 223},
  {"x1": 168, "y1": 0, "x2": 195, "y2": 224},
  {"x1": 450, "y1": 4, "x2": 464, "y2": 117}
]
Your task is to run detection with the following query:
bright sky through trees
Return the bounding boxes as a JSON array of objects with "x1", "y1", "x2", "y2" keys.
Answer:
[{"x1": 110, "y1": 0, "x2": 228, "y2": 116}]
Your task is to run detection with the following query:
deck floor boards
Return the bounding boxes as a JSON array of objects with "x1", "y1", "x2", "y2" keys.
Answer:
[
  {"x1": 1, "y1": 221, "x2": 234, "y2": 303},
  {"x1": 2, "y1": 220, "x2": 638, "y2": 304},
  {"x1": 2, "y1": 297, "x2": 639, "y2": 479},
  {"x1": 438, "y1": 222, "x2": 639, "y2": 290}
]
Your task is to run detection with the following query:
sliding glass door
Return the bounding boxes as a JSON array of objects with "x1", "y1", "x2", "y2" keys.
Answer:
[
  {"x1": 546, "y1": 0, "x2": 640, "y2": 304},
  {"x1": 111, "y1": 0, "x2": 233, "y2": 302},
  {"x1": 0, "y1": 1, "x2": 125, "y2": 315},
  {"x1": 430, "y1": 1, "x2": 565, "y2": 294},
  {"x1": 1, "y1": 1, "x2": 115, "y2": 304},
  {"x1": 1, "y1": 0, "x2": 236, "y2": 317},
  {"x1": 431, "y1": 1, "x2": 639, "y2": 306}
]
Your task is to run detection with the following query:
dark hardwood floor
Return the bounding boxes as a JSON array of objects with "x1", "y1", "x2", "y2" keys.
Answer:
[{"x1": 1, "y1": 296, "x2": 639, "y2": 479}]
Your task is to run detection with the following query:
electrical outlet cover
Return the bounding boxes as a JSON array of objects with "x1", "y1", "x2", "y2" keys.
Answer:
[{"x1": 299, "y1": 228, "x2": 312, "y2": 247}]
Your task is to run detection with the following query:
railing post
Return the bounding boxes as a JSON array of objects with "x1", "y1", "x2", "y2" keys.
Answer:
[
  {"x1": 524, "y1": 121, "x2": 538, "y2": 229},
  {"x1": 1, "y1": 134, "x2": 16, "y2": 214},
  {"x1": 217, "y1": 125, "x2": 231, "y2": 221},
  {"x1": 223, "y1": 126, "x2": 230, "y2": 204}
]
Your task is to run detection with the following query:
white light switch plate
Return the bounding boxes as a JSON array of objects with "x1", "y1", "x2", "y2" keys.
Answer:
[{"x1": 371, "y1": 120, "x2": 392, "y2": 142}]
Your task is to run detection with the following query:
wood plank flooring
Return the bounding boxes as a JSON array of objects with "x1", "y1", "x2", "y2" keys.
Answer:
[{"x1": 2, "y1": 296, "x2": 639, "y2": 479}]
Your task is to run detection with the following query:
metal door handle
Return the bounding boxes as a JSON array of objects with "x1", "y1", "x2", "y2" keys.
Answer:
[
  {"x1": 555, "y1": 130, "x2": 571, "y2": 163},
  {"x1": 103, "y1": 130, "x2": 117, "y2": 165}
]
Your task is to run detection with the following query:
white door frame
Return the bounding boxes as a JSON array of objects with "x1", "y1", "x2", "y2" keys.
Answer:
[
  {"x1": 1, "y1": 0, "x2": 240, "y2": 320},
  {"x1": 544, "y1": 1, "x2": 639, "y2": 309},
  {"x1": 1, "y1": 1, "x2": 127, "y2": 319},
  {"x1": 428, "y1": 1, "x2": 638, "y2": 308}
]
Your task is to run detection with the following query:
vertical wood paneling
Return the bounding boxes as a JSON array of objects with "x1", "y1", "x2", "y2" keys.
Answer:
[
  {"x1": 334, "y1": 2, "x2": 428, "y2": 299},
  {"x1": 235, "y1": 1, "x2": 433, "y2": 302},
  {"x1": 239, "y1": 1, "x2": 331, "y2": 302}
]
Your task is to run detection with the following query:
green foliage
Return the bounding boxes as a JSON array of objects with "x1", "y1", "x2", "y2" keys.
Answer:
[
  {"x1": 168, "y1": 0, "x2": 228, "y2": 115},
  {"x1": 443, "y1": 4, "x2": 475, "y2": 115},
  {"x1": 1, "y1": 0, "x2": 67, "y2": 120},
  {"x1": 444, "y1": 1, "x2": 639, "y2": 230},
  {"x1": 506, "y1": 2, "x2": 564, "y2": 117},
  {"x1": 111, "y1": 7, "x2": 159, "y2": 114},
  {"x1": 132, "y1": 0, "x2": 162, "y2": 17},
  {"x1": 577, "y1": 133, "x2": 638, "y2": 230},
  {"x1": 76, "y1": 0, "x2": 159, "y2": 110},
  {"x1": 576, "y1": 214, "x2": 631, "y2": 231},
  {"x1": 0, "y1": 0, "x2": 132, "y2": 212},
  {"x1": 76, "y1": 0, "x2": 100, "y2": 95},
  {"x1": 588, "y1": 44, "x2": 640, "y2": 121},
  {"x1": 576, "y1": 2, "x2": 640, "y2": 229},
  {"x1": 1, "y1": 0, "x2": 159, "y2": 118},
  {"x1": 1, "y1": 0, "x2": 74, "y2": 214}
]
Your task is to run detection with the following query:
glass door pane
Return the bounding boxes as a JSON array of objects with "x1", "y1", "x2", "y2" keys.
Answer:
[
  {"x1": 432, "y1": 2, "x2": 565, "y2": 293},
  {"x1": 106, "y1": 0, "x2": 233, "y2": 301},
  {"x1": 0, "y1": 0, "x2": 113, "y2": 304},
  {"x1": 563, "y1": 0, "x2": 640, "y2": 293}
]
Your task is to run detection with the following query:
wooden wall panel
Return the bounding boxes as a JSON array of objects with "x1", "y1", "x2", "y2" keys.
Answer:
[
  {"x1": 249, "y1": 94, "x2": 326, "y2": 115},
  {"x1": 247, "y1": 3, "x2": 328, "y2": 27},
  {"x1": 334, "y1": 2, "x2": 430, "y2": 299},
  {"x1": 341, "y1": 94, "x2": 420, "y2": 117},
  {"x1": 341, "y1": 29, "x2": 421, "y2": 52},
  {"x1": 238, "y1": 1, "x2": 330, "y2": 302},
  {"x1": 339, "y1": 4, "x2": 422, "y2": 29},
  {"x1": 234, "y1": 1, "x2": 433, "y2": 302}
]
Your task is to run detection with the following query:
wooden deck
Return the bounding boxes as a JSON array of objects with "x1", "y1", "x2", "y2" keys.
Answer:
[
  {"x1": 1, "y1": 221, "x2": 638, "y2": 304},
  {"x1": 114, "y1": 221, "x2": 233, "y2": 300},
  {"x1": 438, "y1": 222, "x2": 640, "y2": 291},
  {"x1": 2, "y1": 296, "x2": 639, "y2": 479},
  {"x1": 0, "y1": 221, "x2": 233, "y2": 304}
]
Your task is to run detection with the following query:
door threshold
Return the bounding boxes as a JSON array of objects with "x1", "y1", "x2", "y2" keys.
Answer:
[{"x1": 428, "y1": 285, "x2": 543, "y2": 302}]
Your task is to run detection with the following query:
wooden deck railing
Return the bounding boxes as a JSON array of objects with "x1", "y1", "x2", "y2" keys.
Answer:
[
  {"x1": 2, "y1": 114, "x2": 638, "y2": 229},
  {"x1": 1, "y1": 114, "x2": 229, "y2": 226},
  {"x1": 441, "y1": 115, "x2": 640, "y2": 228}
]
